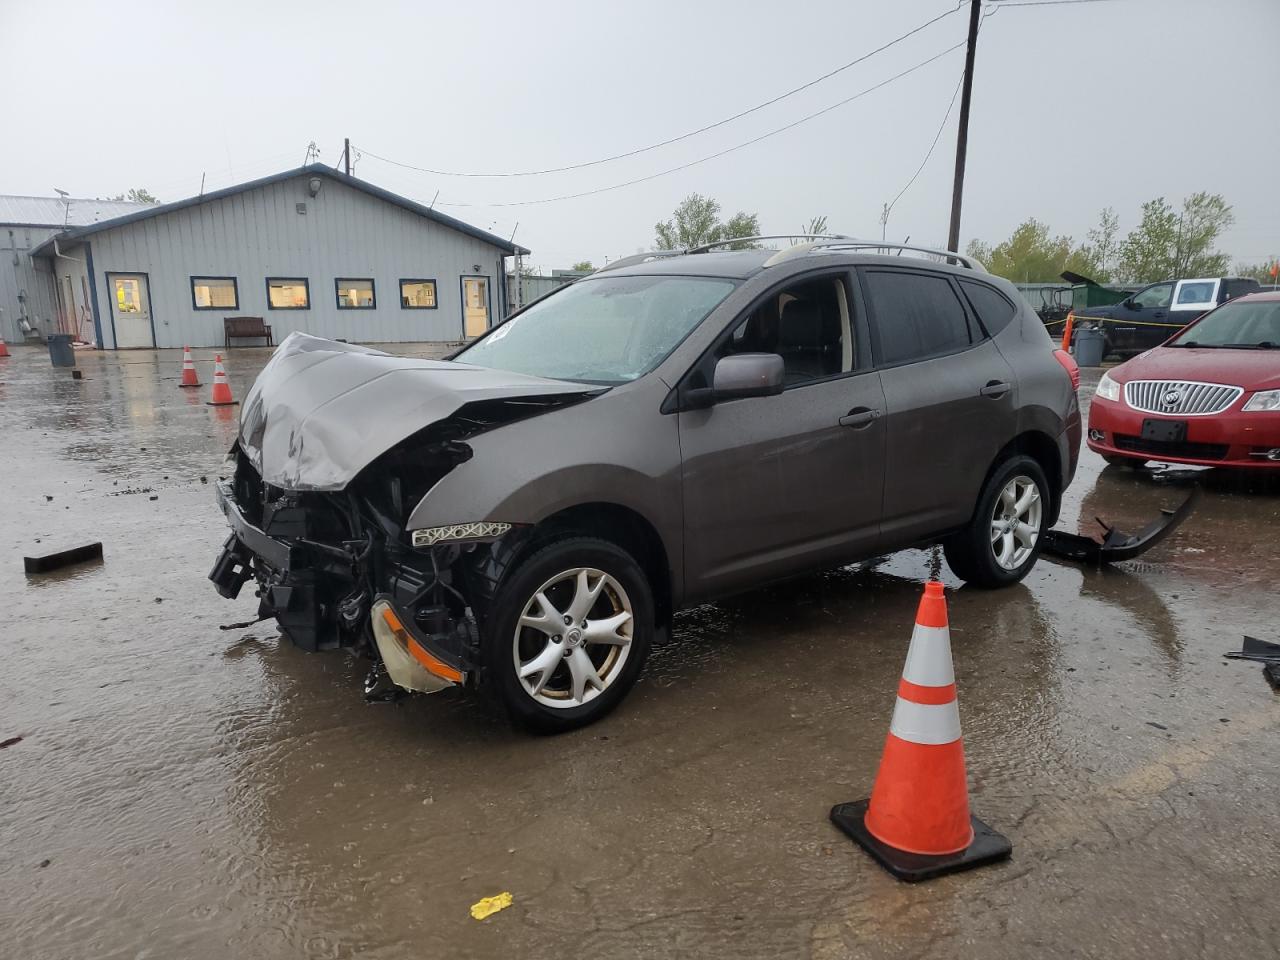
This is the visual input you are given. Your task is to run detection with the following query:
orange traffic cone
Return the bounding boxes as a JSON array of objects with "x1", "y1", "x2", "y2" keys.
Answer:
[
  {"x1": 830, "y1": 581, "x2": 1011, "y2": 882},
  {"x1": 179, "y1": 346, "x2": 201, "y2": 387},
  {"x1": 0, "y1": 335, "x2": 10, "y2": 358},
  {"x1": 207, "y1": 354, "x2": 237, "y2": 406}
]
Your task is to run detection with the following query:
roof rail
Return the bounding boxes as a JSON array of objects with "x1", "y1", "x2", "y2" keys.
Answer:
[
  {"x1": 686, "y1": 233, "x2": 852, "y2": 254},
  {"x1": 593, "y1": 250, "x2": 687, "y2": 274},
  {"x1": 763, "y1": 239, "x2": 987, "y2": 272}
]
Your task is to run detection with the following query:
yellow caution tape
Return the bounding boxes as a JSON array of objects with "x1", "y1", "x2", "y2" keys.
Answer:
[
  {"x1": 470, "y1": 892, "x2": 513, "y2": 920},
  {"x1": 1060, "y1": 316, "x2": 1186, "y2": 329}
]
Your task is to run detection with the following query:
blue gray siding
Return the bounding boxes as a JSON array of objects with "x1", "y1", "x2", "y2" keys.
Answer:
[{"x1": 85, "y1": 173, "x2": 511, "y2": 348}]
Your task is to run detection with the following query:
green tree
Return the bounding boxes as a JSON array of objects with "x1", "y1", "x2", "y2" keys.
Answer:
[
  {"x1": 570, "y1": 261, "x2": 594, "y2": 272},
  {"x1": 1117, "y1": 193, "x2": 1233, "y2": 282},
  {"x1": 802, "y1": 215, "x2": 829, "y2": 237},
  {"x1": 654, "y1": 194, "x2": 760, "y2": 250},
  {"x1": 110, "y1": 187, "x2": 160, "y2": 204},
  {"x1": 965, "y1": 218, "x2": 1075, "y2": 282}
]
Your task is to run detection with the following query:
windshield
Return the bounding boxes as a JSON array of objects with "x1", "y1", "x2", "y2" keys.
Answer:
[
  {"x1": 1168, "y1": 299, "x2": 1280, "y2": 348},
  {"x1": 455, "y1": 275, "x2": 737, "y2": 383}
]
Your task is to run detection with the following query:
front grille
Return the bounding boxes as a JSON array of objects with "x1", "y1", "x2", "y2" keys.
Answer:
[
  {"x1": 1123, "y1": 379, "x2": 1243, "y2": 416},
  {"x1": 1114, "y1": 435, "x2": 1229, "y2": 461}
]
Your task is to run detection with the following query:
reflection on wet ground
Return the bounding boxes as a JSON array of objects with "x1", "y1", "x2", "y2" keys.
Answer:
[{"x1": 2, "y1": 349, "x2": 1277, "y2": 959}]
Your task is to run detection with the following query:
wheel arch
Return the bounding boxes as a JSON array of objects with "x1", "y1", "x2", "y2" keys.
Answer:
[
  {"x1": 988, "y1": 430, "x2": 1064, "y2": 526},
  {"x1": 470, "y1": 501, "x2": 674, "y2": 631}
]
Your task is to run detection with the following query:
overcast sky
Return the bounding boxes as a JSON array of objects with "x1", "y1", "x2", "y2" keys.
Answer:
[{"x1": 3, "y1": 0, "x2": 1277, "y2": 271}]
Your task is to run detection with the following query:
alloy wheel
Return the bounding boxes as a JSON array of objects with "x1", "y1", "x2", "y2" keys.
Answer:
[
  {"x1": 512, "y1": 567, "x2": 634, "y2": 709},
  {"x1": 989, "y1": 475, "x2": 1042, "y2": 570}
]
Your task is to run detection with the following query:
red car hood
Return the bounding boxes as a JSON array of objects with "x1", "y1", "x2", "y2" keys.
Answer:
[{"x1": 1113, "y1": 347, "x2": 1280, "y2": 392}]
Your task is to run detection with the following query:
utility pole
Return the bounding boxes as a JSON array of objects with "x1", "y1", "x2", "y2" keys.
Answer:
[
  {"x1": 343, "y1": 137, "x2": 351, "y2": 177},
  {"x1": 946, "y1": 0, "x2": 982, "y2": 255}
]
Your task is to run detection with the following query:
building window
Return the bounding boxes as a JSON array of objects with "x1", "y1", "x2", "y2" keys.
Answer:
[
  {"x1": 336, "y1": 278, "x2": 376, "y2": 309},
  {"x1": 191, "y1": 276, "x2": 239, "y2": 310},
  {"x1": 267, "y1": 277, "x2": 310, "y2": 310},
  {"x1": 400, "y1": 279, "x2": 437, "y2": 309}
]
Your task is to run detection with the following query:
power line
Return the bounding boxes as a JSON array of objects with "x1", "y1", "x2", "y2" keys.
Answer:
[
  {"x1": 885, "y1": 72, "x2": 965, "y2": 224},
  {"x1": 356, "y1": 2, "x2": 966, "y2": 179},
  {"x1": 415, "y1": 41, "x2": 966, "y2": 209}
]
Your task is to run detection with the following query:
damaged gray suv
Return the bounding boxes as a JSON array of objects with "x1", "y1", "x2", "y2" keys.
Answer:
[{"x1": 211, "y1": 240, "x2": 1081, "y2": 732}]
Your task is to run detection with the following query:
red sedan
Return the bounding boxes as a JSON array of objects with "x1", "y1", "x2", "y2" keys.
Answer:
[{"x1": 1087, "y1": 291, "x2": 1280, "y2": 469}]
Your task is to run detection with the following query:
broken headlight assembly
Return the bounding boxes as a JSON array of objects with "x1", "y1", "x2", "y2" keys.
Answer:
[
  {"x1": 1242, "y1": 389, "x2": 1280, "y2": 413},
  {"x1": 1095, "y1": 371, "x2": 1121, "y2": 403},
  {"x1": 411, "y1": 521, "x2": 513, "y2": 548}
]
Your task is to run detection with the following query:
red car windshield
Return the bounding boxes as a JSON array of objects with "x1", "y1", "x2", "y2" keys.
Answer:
[{"x1": 1169, "y1": 299, "x2": 1280, "y2": 349}]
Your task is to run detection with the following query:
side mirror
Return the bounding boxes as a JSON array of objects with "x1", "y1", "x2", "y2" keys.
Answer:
[
  {"x1": 1126, "y1": 299, "x2": 1141, "y2": 311},
  {"x1": 712, "y1": 353, "x2": 785, "y2": 400}
]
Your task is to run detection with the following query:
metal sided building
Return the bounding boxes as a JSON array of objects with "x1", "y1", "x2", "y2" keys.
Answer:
[
  {"x1": 1, "y1": 196, "x2": 146, "y2": 343},
  {"x1": 23, "y1": 165, "x2": 528, "y2": 349}
]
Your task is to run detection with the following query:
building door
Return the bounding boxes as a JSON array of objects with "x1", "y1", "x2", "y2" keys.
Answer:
[
  {"x1": 109, "y1": 274, "x2": 154, "y2": 348},
  {"x1": 462, "y1": 276, "x2": 490, "y2": 337}
]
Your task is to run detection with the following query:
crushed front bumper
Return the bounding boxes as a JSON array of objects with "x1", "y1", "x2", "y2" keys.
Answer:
[{"x1": 209, "y1": 479, "x2": 477, "y2": 689}]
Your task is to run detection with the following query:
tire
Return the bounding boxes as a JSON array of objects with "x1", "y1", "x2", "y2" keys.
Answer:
[
  {"x1": 1102, "y1": 454, "x2": 1147, "y2": 468},
  {"x1": 944, "y1": 455, "x2": 1050, "y2": 589},
  {"x1": 481, "y1": 536, "x2": 653, "y2": 734}
]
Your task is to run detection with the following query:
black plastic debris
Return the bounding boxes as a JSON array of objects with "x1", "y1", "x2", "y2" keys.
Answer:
[
  {"x1": 1224, "y1": 635, "x2": 1280, "y2": 664},
  {"x1": 24, "y1": 542, "x2": 103, "y2": 574},
  {"x1": 1042, "y1": 487, "x2": 1200, "y2": 564},
  {"x1": 1, "y1": 736, "x2": 23, "y2": 749},
  {"x1": 1265, "y1": 663, "x2": 1280, "y2": 692}
]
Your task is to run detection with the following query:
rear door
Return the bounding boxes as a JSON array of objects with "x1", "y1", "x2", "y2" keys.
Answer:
[
  {"x1": 678, "y1": 268, "x2": 886, "y2": 601},
  {"x1": 861, "y1": 267, "x2": 1018, "y2": 546}
]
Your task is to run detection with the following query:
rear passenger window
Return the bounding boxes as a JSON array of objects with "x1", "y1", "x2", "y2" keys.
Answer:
[
  {"x1": 864, "y1": 271, "x2": 971, "y2": 366},
  {"x1": 959, "y1": 279, "x2": 1016, "y2": 335}
]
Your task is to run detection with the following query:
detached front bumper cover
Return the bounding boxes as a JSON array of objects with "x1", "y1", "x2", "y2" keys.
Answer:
[{"x1": 1041, "y1": 487, "x2": 1200, "y2": 564}]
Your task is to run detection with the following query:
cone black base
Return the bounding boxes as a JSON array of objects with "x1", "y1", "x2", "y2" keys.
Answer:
[{"x1": 830, "y1": 799, "x2": 1011, "y2": 882}]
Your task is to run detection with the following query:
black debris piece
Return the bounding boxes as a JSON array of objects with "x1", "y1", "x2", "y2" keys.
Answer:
[
  {"x1": 1042, "y1": 487, "x2": 1200, "y2": 565},
  {"x1": 1, "y1": 736, "x2": 23, "y2": 749},
  {"x1": 1265, "y1": 663, "x2": 1280, "y2": 692},
  {"x1": 24, "y1": 542, "x2": 103, "y2": 574},
  {"x1": 1224, "y1": 635, "x2": 1280, "y2": 664}
]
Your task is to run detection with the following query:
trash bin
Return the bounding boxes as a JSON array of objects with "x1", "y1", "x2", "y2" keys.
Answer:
[
  {"x1": 47, "y1": 334, "x2": 76, "y2": 368},
  {"x1": 1073, "y1": 327, "x2": 1106, "y2": 367}
]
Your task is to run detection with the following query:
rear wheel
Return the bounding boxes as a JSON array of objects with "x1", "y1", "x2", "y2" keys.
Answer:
[
  {"x1": 481, "y1": 537, "x2": 653, "y2": 734},
  {"x1": 944, "y1": 455, "x2": 1049, "y2": 588}
]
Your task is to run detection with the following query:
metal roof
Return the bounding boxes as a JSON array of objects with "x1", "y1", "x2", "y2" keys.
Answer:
[
  {"x1": 0, "y1": 195, "x2": 149, "y2": 228},
  {"x1": 28, "y1": 165, "x2": 530, "y2": 255}
]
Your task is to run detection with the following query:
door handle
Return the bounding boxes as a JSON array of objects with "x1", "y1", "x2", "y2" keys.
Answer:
[
  {"x1": 980, "y1": 380, "x2": 1011, "y2": 399},
  {"x1": 839, "y1": 407, "x2": 881, "y2": 428},
  {"x1": 1152, "y1": 311, "x2": 1167, "y2": 319}
]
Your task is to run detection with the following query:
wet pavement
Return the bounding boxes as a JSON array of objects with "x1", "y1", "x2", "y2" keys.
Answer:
[{"x1": 2, "y1": 344, "x2": 1278, "y2": 960}]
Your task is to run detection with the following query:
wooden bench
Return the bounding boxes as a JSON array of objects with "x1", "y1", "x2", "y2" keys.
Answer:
[{"x1": 223, "y1": 316, "x2": 273, "y2": 348}]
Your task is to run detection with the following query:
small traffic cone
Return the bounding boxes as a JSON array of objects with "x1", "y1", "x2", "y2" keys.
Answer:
[
  {"x1": 830, "y1": 581, "x2": 1011, "y2": 882},
  {"x1": 178, "y1": 346, "x2": 201, "y2": 387},
  {"x1": 207, "y1": 354, "x2": 237, "y2": 406},
  {"x1": 0, "y1": 336, "x2": 10, "y2": 358}
]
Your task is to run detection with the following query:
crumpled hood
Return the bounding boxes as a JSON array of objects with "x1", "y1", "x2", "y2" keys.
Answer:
[{"x1": 239, "y1": 333, "x2": 598, "y2": 491}]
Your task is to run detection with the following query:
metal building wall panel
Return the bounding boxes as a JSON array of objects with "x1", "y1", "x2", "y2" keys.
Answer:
[{"x1": 86, "y1": 173, "x2": 511, "y2": 349}]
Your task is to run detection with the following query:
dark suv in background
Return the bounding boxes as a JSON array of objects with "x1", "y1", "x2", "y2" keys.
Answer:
[{"x1": 212, "y1": 239, "x2": 1081, "y2": 732}]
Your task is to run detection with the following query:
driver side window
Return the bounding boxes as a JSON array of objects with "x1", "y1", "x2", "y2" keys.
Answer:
[
  {"x1": 1134, "y1": 283, "x2": 1173, "y2": 309},
  {"x1": 724, "y1": 274, "x2": 854, "y2": 387}
]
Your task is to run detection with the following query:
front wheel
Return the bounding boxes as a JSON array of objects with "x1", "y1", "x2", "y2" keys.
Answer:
[
  {"x1": 944, "y1": 455, "x2": 1050, "y2": 589},
  {"x1": 481, "y1": 537, "x2": 653, "y2": 734}
]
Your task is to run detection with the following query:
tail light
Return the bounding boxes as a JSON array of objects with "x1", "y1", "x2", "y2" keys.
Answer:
[{"x1": 1053, "y1": 349, "x2": 1080, "y2": 391}]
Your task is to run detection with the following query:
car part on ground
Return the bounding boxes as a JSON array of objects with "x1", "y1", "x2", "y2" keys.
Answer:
[
  {"x1": 1223, "y1": 634, "x2": 1280, "y2": 664},
  {"x1": 1040, "y1": 487, "x2": 1200, "y2": 565}
]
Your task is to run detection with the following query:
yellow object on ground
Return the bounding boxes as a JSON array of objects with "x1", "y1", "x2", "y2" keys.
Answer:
[{"x1": 470, "y1": 892, "x2": 513, "y2": 920}]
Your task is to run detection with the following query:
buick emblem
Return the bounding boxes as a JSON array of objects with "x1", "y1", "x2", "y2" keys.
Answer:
[{"x1": 1161, "y1": 390, "x2": 1181, "y2": 409}]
